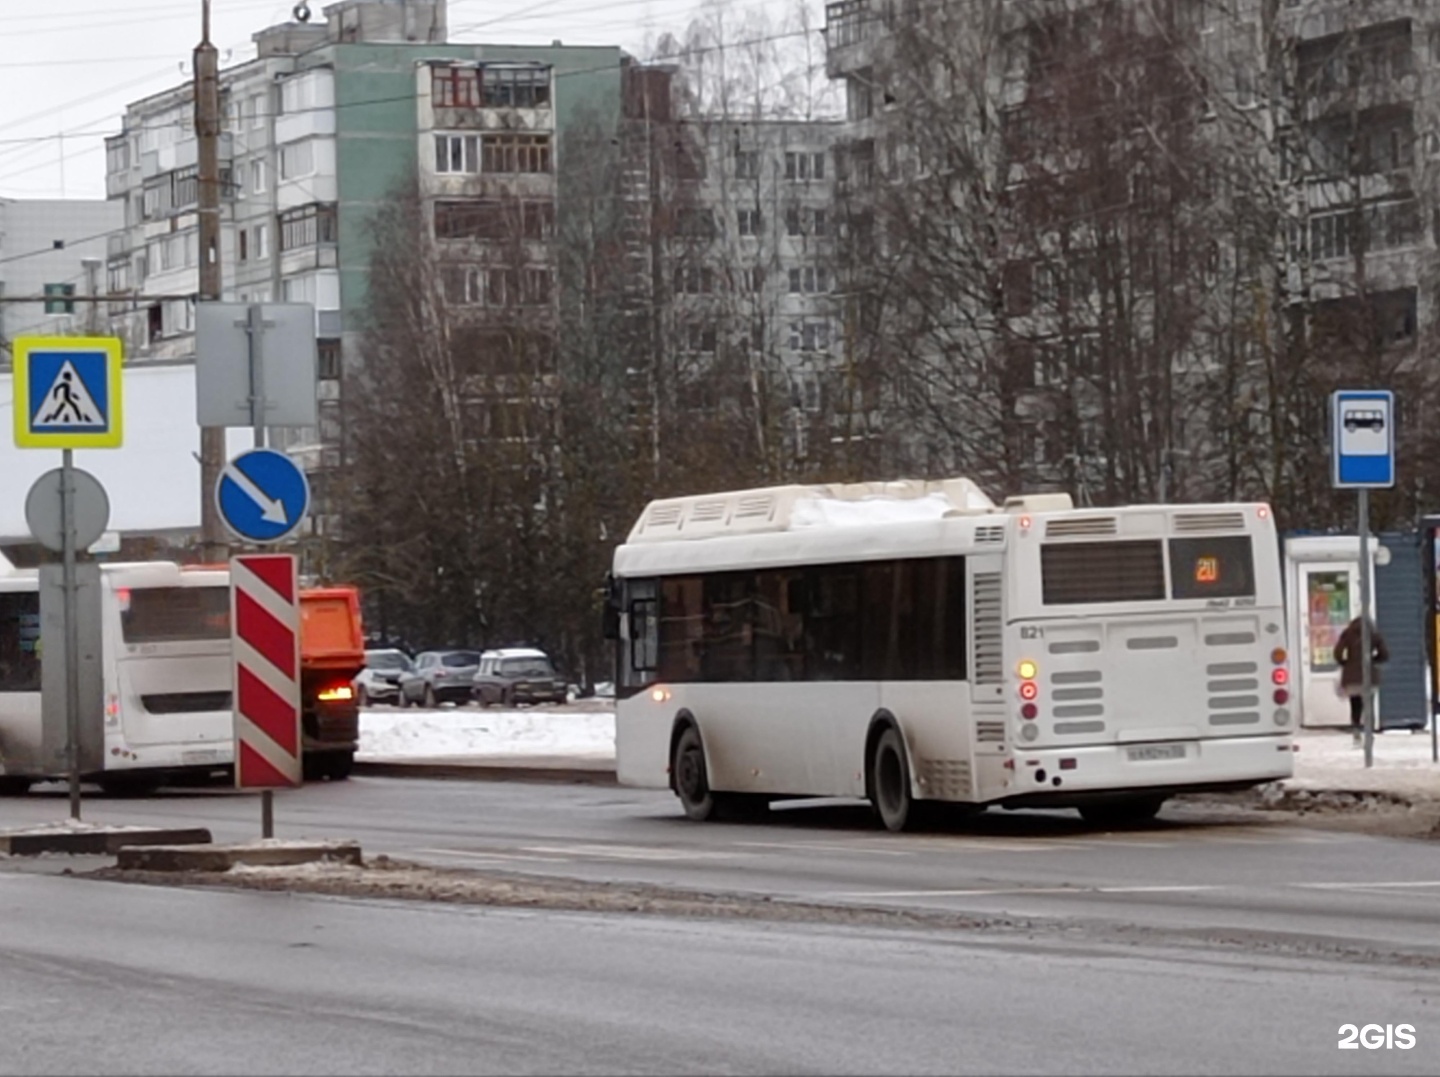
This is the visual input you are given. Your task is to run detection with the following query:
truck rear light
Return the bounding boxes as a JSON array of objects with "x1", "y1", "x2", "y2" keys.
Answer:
[{"x1": 318, "y1": 685, "x2": 354, "y2": 702}]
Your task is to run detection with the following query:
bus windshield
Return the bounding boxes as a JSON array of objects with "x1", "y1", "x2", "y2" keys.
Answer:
[{"x1": 120, "y1": 586, "x2": 231, "y2": 644}]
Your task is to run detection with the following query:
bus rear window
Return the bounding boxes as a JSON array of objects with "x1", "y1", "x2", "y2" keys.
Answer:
[
  {"x1": 1041, "y1": 541, "x2": 1166, "y2": 605},
  {"x1": 121, "y1": 587, "x2": 231, "y2": 644},
  {"x1": 1169, "y1": 536, "x2": 1255, "y2": 600}
]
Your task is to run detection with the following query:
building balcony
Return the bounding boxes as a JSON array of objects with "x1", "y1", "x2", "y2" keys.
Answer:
[{"x1": 824, "y1": 0, "x2": 888, "y2": 78}]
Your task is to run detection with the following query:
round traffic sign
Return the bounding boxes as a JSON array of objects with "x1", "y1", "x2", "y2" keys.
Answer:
[
  {"x1": 216, "y1": 447, "x2": 311, "y2": 544},
  {"x1": 24, "y1": 467, "x2": 111, "y2": 553}
]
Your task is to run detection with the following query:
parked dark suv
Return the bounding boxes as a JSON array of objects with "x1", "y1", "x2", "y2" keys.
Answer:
[
  {"x1": 398, "y1": 650, "x2": 481, "y2": 708},
  {"x1": 472, "y1": 648, "x2": 567, "y2": 707}
]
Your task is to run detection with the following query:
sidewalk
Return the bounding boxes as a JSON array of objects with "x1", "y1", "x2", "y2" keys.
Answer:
[{"x1": 1285, "y1": 727, "x2": 1439, "y2": 803}]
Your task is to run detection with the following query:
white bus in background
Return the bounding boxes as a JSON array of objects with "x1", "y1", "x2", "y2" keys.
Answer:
[
  {"x1": 605, "y1": 477, "x2": 1294, "y2": 830},
  {"x1": 0, "y1": 562, "x2": 234, "y2": 796}
]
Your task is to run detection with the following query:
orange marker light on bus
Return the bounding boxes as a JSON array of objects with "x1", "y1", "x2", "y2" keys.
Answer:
[
  {"x1": 1271, "y1": 648, "x2": 1287, "y2": 665},
  {"x1": 1016, "y1": 659, "x2": 1038, "y2": 680}
]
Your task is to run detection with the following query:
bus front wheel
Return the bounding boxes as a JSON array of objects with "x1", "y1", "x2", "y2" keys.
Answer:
[
  {"x1": 673, "y1": 725, "x2": 718, "y2": 821},
  {"x1": 870, "y1": 727, "x2": 915, "y2": 832}
]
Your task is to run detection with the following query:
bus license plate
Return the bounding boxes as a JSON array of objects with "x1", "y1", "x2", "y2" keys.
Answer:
[
  {"x1": 182, "y1": 749, "x2": 222, "y2": 765},
  {"x1": 1127, "y1": 743, "x2": 1187, "y2": 762}
]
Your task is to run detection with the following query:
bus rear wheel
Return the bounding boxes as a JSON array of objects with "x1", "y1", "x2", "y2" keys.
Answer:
[
  {"x1": 870, "y1": 727, "x2": 915, "y2": 832},
  {"x1": 1078, "y1": 795, "x2": 1166, "y2": 827}
]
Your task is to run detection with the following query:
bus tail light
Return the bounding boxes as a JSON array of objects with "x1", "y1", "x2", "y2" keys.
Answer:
[
  {"x1": 1271, "y1": 667, "x2": 1288, "y2": 685},
  {"x1": 318, "y1": 685, "x2": 354, "y2": 702},
  {"x1": 1256, "y1": 505, "x2": 1271, "y2": 520},
  {"x1": 1273, "y1": 688, "x2": 1289, "y2": 705},
  {"x1": 1021, "y1": 703, "x2": 1037, "y2": 720},
  {"x1": 1270, "y1": 648, "x2": 1287, "y2": 665},
  {"x1": 1018, "y1": 681, "x2": 1038, "y2": 702}
]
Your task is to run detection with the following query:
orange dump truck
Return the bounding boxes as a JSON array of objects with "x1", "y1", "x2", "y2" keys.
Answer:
[{"x1": 298, "y1": 585, "x2": 365, "y2": 781}]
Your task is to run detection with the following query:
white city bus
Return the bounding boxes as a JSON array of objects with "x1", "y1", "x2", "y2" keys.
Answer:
[
  {"x1": 605, "y1": 478, "x2": 1294, "y2": 830},
  {"x1": 0, "y1": 561, "x2": 234, "y2": 795}
]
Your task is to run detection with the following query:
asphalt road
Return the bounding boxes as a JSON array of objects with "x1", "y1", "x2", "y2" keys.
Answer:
[
  {"x1": 0, "y1": 868, "x2": 1435, "y2": 1076},
  {"x1": 4, "y1": 777, "x2": 1440, "y2": 960}
]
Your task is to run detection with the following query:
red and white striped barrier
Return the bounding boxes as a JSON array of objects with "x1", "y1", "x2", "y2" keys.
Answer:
[{"x1": 230, "y1": 553, "x2": 302, "y2": 788}]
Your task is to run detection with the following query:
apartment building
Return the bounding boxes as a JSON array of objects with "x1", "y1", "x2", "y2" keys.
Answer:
[
  {"x1": 0, "y1": 197, "x2": 122, "y2": 351},
  {"x1": 101, "y1": 0, "x2": 627, "y2": 536},
  {"x1": 822, "y1": 0, "x2": 1440, "y2": 508},
  {"x1": 615, "y1": 63, "x2": 848, "y2": 465}
]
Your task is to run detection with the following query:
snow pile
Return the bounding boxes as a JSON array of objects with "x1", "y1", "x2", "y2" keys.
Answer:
[
  {"x1": 1, "y1": 819, "x2": 153, "y2": 835},
  {"x1": 790, "y1": 492, "x2": 967, "y2": 530},
  {"x1": 358, "y1": 707, "x2": 615, "y2": 761},
  {"x1": 1287, "y1": 729, "x2": 1440, "y2": 801}
]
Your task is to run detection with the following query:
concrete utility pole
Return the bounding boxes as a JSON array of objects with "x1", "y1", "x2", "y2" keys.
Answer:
[{"x1": 196, "y1": 0, "x2": 228, "y2": 562}]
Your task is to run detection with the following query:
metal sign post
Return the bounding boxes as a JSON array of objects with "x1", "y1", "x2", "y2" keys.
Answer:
[
  {"x1": 1331, "y1": 389, "x2": 1396, "y2": 769},
  {"x1": 199, "y1": 302, "x2": 315, "y2": 841},
  {"x1": 13, "y1": 337, "x2": 123, "y2": 820}
]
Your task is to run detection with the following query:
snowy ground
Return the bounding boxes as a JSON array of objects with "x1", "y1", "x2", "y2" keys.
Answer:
[
  {"x1": 1285, "y1": 728, "x2": 1440, "y2": 801},
  {"x1": 357, "y1": 702, "x2": 615, "y2": 762},
  {"x1": 357, "y1": 705, "x2": 1439, "y2": 801}
]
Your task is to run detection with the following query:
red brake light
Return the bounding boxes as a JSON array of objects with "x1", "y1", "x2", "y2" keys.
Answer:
[
  {"x1": 1021, "y1": 702, "x2": 1038, "y2": 720},
  {"x1": 1272, "y1": 668, "x2": 1288, "y2": 685},
  {"x1": 1019, "y1": 681, "x2": 1038, "y2": 701},
  {"x1": 1273, "y1": 688, "x2": 1289, "y2": 704},
  {"x1": 318, "y1": 685, "x2": 354, "y2": 702}
]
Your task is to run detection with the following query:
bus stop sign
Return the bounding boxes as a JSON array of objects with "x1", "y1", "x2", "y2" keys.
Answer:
[{"x1": 1331, "y1": 389, "x2": 1395, "y2": 489}]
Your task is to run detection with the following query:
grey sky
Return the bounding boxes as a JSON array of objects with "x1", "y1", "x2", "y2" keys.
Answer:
[{"x1": 0, "y1": 0, "x2": 823, "y2": 202}]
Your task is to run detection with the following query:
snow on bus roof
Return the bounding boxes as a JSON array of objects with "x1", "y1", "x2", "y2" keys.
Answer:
[{"x1": 790, "y1": 492, "x2": 964, "y2": 529}]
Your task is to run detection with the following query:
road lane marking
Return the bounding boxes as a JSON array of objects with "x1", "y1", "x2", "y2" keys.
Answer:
[
  {"x1": 1294, "y1": 880, "x2": 1440, "y2": 890},
  {"x1": 1093, "y1": 885, "x2": 1222, "y2": 893},
  {"x1": 520, "y1": 844, "x2": 738, "y2": 861},
  {"x1": 822, "y1": 884, "x2": 1223, "y2": 899},
  {"x1": 415, "y1": 848, "x2": 563, "y2": 863}
]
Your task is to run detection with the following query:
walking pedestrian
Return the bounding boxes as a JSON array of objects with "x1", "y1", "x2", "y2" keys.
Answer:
[{"x1": 1333, "y1": 615, "x2": 1388, "y2": 736}]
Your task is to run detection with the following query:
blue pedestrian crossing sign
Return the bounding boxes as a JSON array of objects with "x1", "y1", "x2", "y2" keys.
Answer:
[
  {"x1": 12, "y1": 336, "x2": 124, "y2": 449},
  {"x1": 1332, "y1": 389, "x2": 1395, "y2": 489},
  {"x1": 216, "y1": 448, "x2": 311, "y2": 544}
]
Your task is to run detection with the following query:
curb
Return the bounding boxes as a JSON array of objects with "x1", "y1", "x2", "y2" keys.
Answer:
[
  {"x1": 0, "y1": 827, "x2": 213, "y2": 857},
  {"x1": 352, "y1": 761, "x2": 618, "y2": 786},
  {"x1": 117, "y1": 840, "x2": 363, "y2": 873}
]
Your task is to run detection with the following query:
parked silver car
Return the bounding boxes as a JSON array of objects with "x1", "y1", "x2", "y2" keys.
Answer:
[
  {"x1": 398, "y1": 650, "x2": 481, "y2": 708},
  {"x1": 472, "y1": 648, "x2": 567, "y2": 707}
]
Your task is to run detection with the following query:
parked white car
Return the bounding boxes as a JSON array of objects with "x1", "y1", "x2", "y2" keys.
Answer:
[{"x1": 353, "y1": 649, "x2": 413, "y2": 706}]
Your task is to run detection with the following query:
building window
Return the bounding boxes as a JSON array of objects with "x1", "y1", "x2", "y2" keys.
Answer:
[
  {"x1": 42, "y1": 283, "x2": 75, "y2": 315},
  {"x1": 675, "y1": 208, "x2": 716, "y2": 239},
  {"x1": 435, "y1": 133, "x2": 480, "y2": 174},
  {"x1": 434, "y1": 199, "x2": 554, "y2": 240},
  {"x1": 789, "y1": 321, "x2": 830, "y2": 352},
  {"x1": 786, "y1": 207, "x2": 803, "y2": 236},
  {"x1": 682, "y1": 323, "x2": 717, "y2": 353},
  {"x1": 792, "y1": 373, "x2": 822, "y2": 412},
  {"x1": 105, "y1": 139, "x2": 129, "y2": 174},
  {"x1": 432, "y1": 66, "x2": 480, "y2": 108},
  {"x1": 787, "y1": 265, "x2": 830, "y2": 294},
  {"x1": 254, "y1": 223, "x2": 269, "y2": 259},
  {"x1": 674, "y1": 265, "x2": 714, "y2": 294},
  {"x1": 172, "y1": 167, "x2": 198, "y2": 210},
  {"x1": 735, "y1": 149, "x2": 760, "y2": 179},
  {"x1": 737, "y1": 208, "x2": 761, "y2": 237},
  {"x1": 239, "y1": 229, "x2": 249, "y2": 261},
  {"x1": 479, "y1": 65, "x2": 552, "y2": 108},
  {"x1": 523, "y1": 267, "x2": 553, "y2": 305},
  {"x1": 317, "y1": 339, "x2": 341, "y2": 380},
  {"x1": 279, "y1": 204, "x2": 338, "y2": 251},
  {"x1": 480, "y1": 133, "x2": 552, "y2": 174},
  {"x1": 811, "y1": 208, "x2": 828, "y2": 236},
  {"x1": 250, "y1": 94, "x2": 266, "y2": 128},
  {"x1": 784, "y1": 151, "x2": 826, "y2": 181},
  {"x1": 279, "y1": 140, "x2": 316, "y2": 181},
  {"x1": 251, "y1": 159, "x2": 266, "y2": 194}
]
